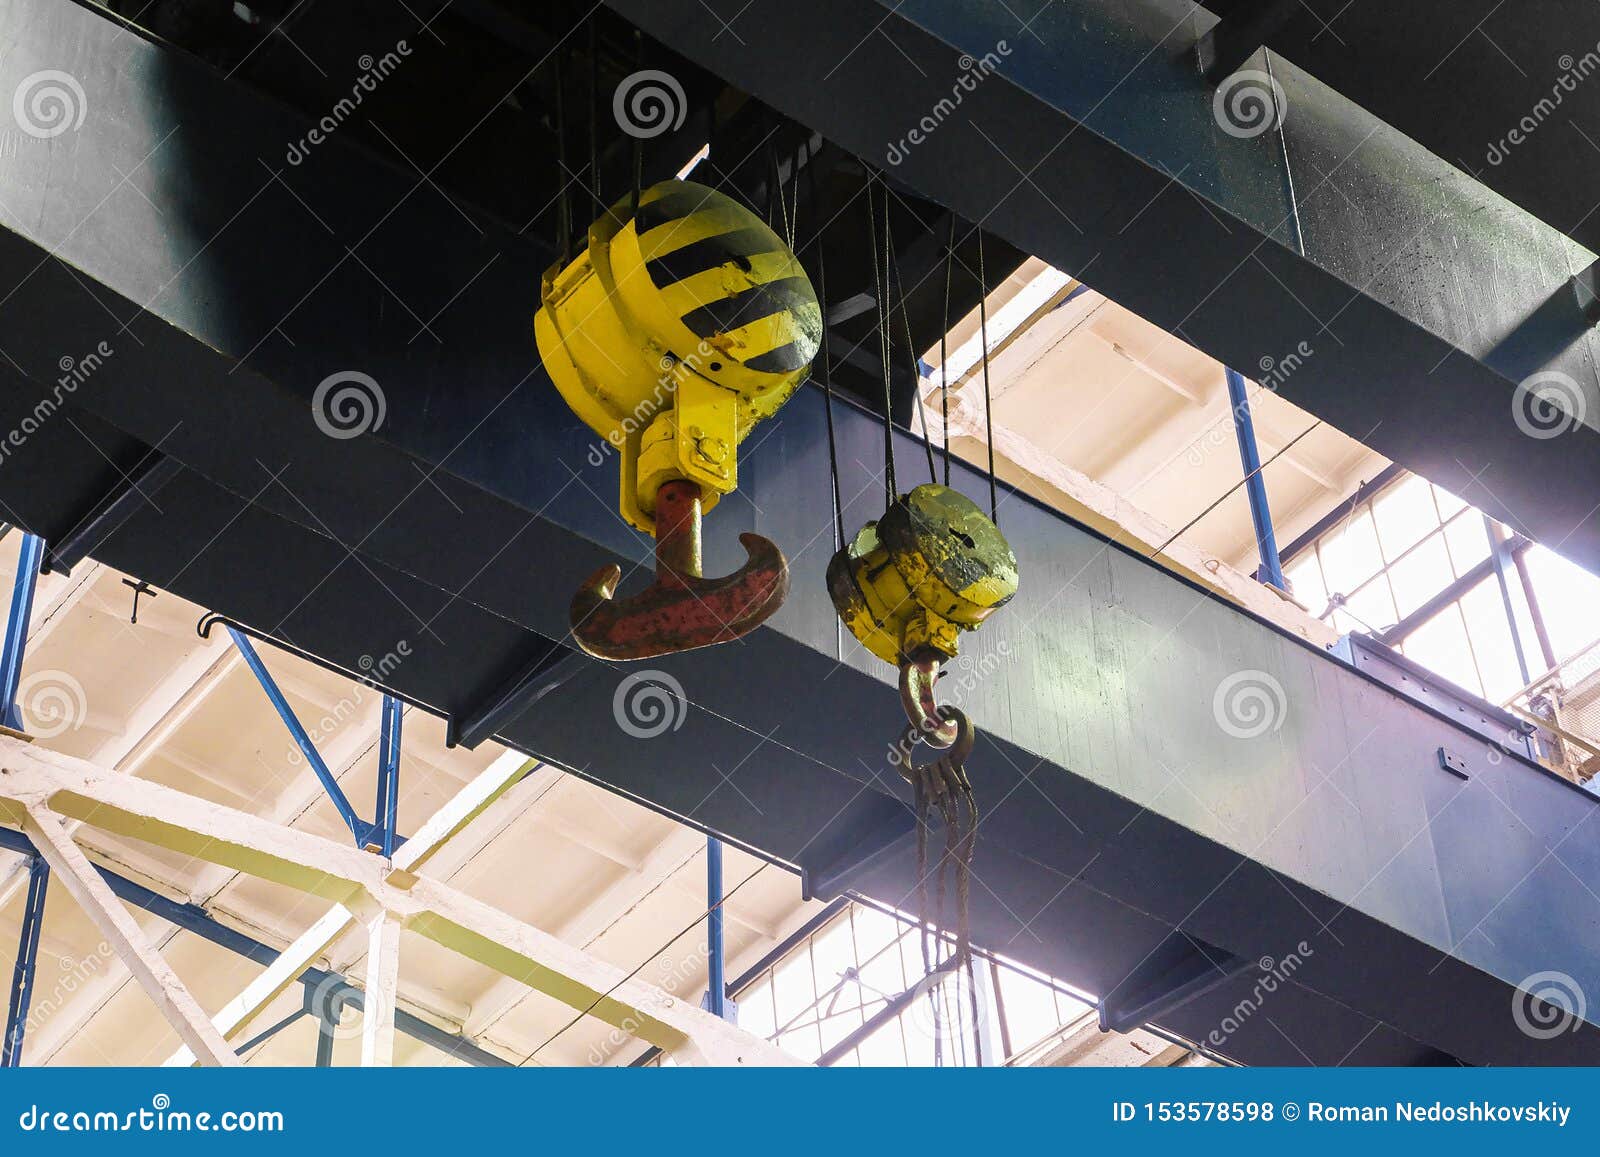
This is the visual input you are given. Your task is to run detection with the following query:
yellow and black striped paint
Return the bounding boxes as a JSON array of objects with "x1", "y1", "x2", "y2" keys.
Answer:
[{"x1": 535, "y1": 179, "x2": 820, "y2": 533}]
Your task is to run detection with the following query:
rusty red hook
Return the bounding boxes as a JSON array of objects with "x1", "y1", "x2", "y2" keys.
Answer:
[{"x1": 570, "y1": 479, "x2": 790, "y2": 661}]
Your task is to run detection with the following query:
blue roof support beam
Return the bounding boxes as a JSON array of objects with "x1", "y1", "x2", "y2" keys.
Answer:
[
  {"x1": 226, "y1": 626, "x2": 367, "y2": 846},
  {"x1": 1, "y1": 531, "x2": 45, "y2": 1066},
  {"x1": 1, "y1": 857, "x2": 49, "y2": 1067},
  {"x1": 705, "y1": 837, "x2": 728, "y2": 1021},
  {"x1": 374, "y1": 696, "x2": 403, "y2": 858},
  {"x1": 0, "y1": 534, "x2": 43, "y2": 730},
  {"x1": 1225, "y1": 367, "x2": 1285, "y2": 591}
]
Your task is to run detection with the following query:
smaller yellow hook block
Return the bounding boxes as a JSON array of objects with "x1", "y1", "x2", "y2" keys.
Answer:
[{"x1": 828, "y1": 484, "x2": 1018, "y2": 743}]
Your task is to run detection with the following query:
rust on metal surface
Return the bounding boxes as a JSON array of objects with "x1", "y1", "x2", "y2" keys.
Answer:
[{"x1": 570, "y1": 479, "x2": 790, "y2": 660}]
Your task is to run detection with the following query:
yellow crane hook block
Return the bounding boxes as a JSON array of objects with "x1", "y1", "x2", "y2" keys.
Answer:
[
  {"x1": 828, "y1": 484, "x2": 1018, "y2": 743},
  {"x1": 535, "y1": 179, "x2": 822, "y2": 534}
]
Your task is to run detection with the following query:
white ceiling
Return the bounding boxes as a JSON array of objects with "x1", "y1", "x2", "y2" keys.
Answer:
[
  {"x1": 0, "y1": 546, "x2": 822, "y2": 1066},
  {"x1": 924, "y1": 260, "x2": 1390, "y2": 581}
]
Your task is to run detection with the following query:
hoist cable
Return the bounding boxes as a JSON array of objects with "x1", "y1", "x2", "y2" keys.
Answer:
[
  {"x1": 941, "y1": 215, "x2": 956, "y2": 487},
  {"x1": 517, "y1": 859, "x2": 775, "y2": 1066},
  {"x1": 803, "y1": 141, "x2": 846, "y2": 550},
  {"x1": 865, "y1": 172, "x2": 897, "y2": 507},
  {"x1": 553, "y1": 50, "x2": 572, "y2": 261},
  {"x1": 887, "y1": 218, "x2": 939, "y2": 486},
  {"x1": 977, "y1": 231, "x2": 998, "y2": 525},
  {"x1": 630, "y1": 31, "x2": 644, "y2": 210},
  {"x1": 587, "y1": 19, "x2": 599, "y2": 203},
  {"x1": 1150, "y1": 418, "x2": 1322, "y2": 559},
  {"x1": 764, "y1": 119, "x2": 778, "y2": 229}
]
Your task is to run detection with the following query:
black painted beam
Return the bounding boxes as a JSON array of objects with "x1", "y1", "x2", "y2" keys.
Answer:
[
  {"x1": 43, "y1": 452, "x2": 183, "y2": 576},
  {"x1": 1196, "y1": 0, "x2": 1303, "y2": 81},
  {"x1": 1231, "y1": 1, "x2": 1600, "y2": 254},
  {"x1": 604, "y1": 0, "x2": 1600, "y2": 580},
  {"x1": 2, "y1": 0, "x2": 1600, "y2": 1069}
]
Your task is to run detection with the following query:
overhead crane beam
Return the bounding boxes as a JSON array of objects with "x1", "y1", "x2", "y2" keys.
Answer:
[
  {"x1": 602, "y1": 0, "x2": 1600, "y2": 579},
  {"x1": 0, "y1": 0, "x2": 1599, "y2": 1067}
]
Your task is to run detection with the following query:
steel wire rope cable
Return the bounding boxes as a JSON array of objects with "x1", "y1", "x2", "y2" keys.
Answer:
[
  {"x1": 886, "y1": 211, "x2": 942, "y2": 486},
  {"x1": 515, "y1": 855, "x2": 777, "y2": 1066}
]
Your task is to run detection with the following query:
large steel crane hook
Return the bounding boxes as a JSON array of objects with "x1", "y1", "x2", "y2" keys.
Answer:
[
  {"x1": 570, "y1": 479, "x2": 789, "y2": 660},
  {"x1": 535, "y1": 178, "x2": 820, "y2": 661}
]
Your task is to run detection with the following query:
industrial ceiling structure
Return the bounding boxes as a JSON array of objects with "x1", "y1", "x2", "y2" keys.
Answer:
[{"x1": 1, "y1": 0, "x2": 1599, "y2": 1070}]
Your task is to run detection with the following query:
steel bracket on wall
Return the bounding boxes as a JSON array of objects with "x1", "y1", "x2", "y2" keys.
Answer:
[{"x1": 1097, "y1": 932, "x2": 1254, "y2": 1035}]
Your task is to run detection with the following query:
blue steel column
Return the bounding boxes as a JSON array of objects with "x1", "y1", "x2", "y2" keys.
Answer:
[
  {"x1": 706, "y1": 837, "x2": 727, "y2": 1020},
  {"x1": 1, "y1": 858, "x2": 48, "y2": 1066},
  {"x1": 1, "y1": 533, "x2": 45, "y2": 1066},
  {"x1": 0, "y1": 534, "x2": 44, "y2": 728},
  {"x1": 375, "y1": 696, "x2": 402, "y2": 857},
  {"x1": 1225, "y1": 367, "x2": 1286, "y2": 590}
]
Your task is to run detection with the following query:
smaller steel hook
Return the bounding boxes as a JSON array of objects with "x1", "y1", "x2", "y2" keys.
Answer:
[
  {"x1": 570, "y1": 479, "x2": 790, "y2": 660},
  {"x1": 898, "y1": 653, "x2": 961, "y2": 749}
]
